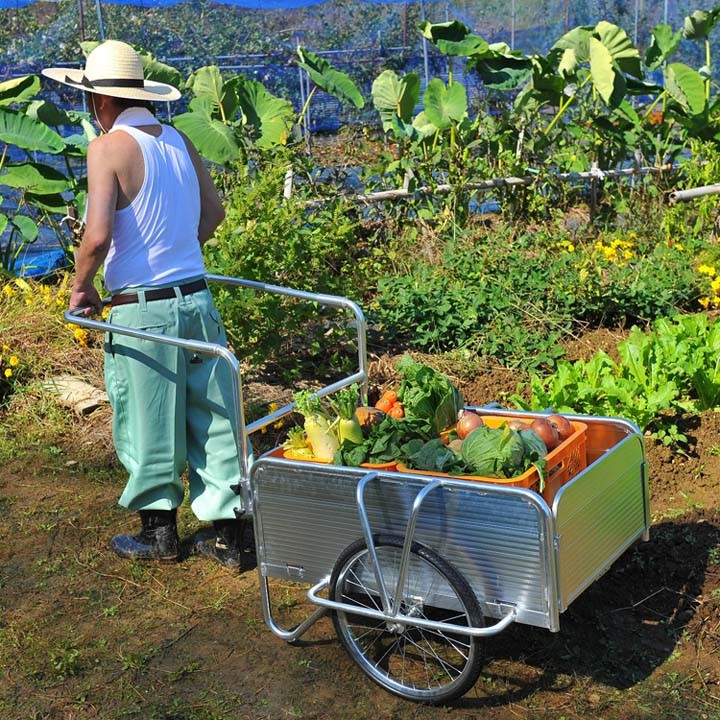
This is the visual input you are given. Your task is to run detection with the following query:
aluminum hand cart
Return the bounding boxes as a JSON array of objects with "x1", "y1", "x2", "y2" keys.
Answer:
[{"x1": 68, "y1": 276, "x2": 650, "y2": 705}]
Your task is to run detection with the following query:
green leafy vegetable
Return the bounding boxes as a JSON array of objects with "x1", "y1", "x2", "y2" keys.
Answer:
[
  {"x1": 396, "y1": 354, "x2": 464, "y2": 436},
  {"x1": 405, "y1": 438, "x2": 461, "y2": 472},
  {"x1": 460, "y1": 424, "x2": 548, "y2": 486},
  {"x1": 334, "y1": 415, "x2": 433, "y2": 467}
]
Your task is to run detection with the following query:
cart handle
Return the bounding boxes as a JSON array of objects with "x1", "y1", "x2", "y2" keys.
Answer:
[
  {"x1": 64, "y1": 274, "x2": 370, "y2": 511},
  {"x1": 306, "y1": 577, "x2": 517, "y2": 638}
]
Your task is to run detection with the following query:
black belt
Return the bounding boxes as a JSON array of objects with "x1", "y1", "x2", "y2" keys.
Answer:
[{"x1": 110, "y1": 279, "x2": 208, "y2": 307}]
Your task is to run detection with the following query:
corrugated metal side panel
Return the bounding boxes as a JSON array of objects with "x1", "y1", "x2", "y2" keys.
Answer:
[
  {"x1": 251, "y1": 461, "x2": 555, "y2": 629},
  {"x1": 556, "y1": 434, "x2": 647, "y2": 609}
]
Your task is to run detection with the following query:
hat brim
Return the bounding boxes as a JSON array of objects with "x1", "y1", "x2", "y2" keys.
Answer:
[{"x1": 42, "y1": 67, "x2": 181, "y2": 102}]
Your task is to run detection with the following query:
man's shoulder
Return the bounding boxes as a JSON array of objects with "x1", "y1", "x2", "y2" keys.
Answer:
[{"x1": 88, "y1": 130, "x2": 138, "y2": 160}]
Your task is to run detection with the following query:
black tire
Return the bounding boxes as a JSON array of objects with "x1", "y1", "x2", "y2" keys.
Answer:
[{"x1": 330, "y1": 534, "x2": 484, "y2": 704}]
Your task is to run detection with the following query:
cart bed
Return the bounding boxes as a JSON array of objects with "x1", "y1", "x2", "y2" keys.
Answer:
[{"x1": 251, "y1": 412, "x2": 648, "y2": 632}]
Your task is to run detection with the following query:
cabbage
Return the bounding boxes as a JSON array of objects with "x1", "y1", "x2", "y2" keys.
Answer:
[{"x1": 461, "y1": 424, "x2": 548, "y2": 480}]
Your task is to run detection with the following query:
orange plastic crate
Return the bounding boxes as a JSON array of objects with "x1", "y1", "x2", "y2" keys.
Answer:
[{"x1": 398, "y1": 415, "x2": 588, "y2": 505}]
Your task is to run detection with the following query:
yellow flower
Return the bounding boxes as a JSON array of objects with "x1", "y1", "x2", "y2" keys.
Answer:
[
  {"x1": 73, "y1": 327, "x2": 89, "y2": 346},
  {"x1": 712, "y1": 278, "x2": 720, "y2": 294},
  {"x1": 674, "y1": 242, "x2": 685, "y2": 251},
  {"x1": 2, "y1": 285, "x2": 15, "y2": 297},
  {"x1": 699, "y1": 296, "x2": 711, "y2": 308},
  {"x1": 4, "y1": 368, "x2": 11, "y2": 378},
  {"x1": 698, "y1": 264, "x2": 716, "y2": 277},
  {"x1": 9, "y1": 356, "x2": 19, "y2": 366},
  {"x1": 1, "y1": 344, "x2": 9, "y2": 352}
]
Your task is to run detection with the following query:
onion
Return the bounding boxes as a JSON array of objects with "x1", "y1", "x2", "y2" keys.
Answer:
[
  {"x1": 530, "y1": 417, "x2": 560, "y2": 450},
  {"x1": 548, "y1": 414, "x2": 574, "y2": 442},
  {"x1": 456, "y1": 409, "x2": 485, "y2": 440}
]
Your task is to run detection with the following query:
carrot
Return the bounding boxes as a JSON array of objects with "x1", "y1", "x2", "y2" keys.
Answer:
[
  {"x1": 375, "y1": 396, "x2": 394, "y2": 413},
  {"x1": 389, "y1": 403, "x2": 404, "y2": 419}
]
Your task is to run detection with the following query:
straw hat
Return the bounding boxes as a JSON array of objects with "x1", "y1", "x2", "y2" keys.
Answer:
[{"x1": 42, "y1": 40, "x2": 181, "y2": 102}]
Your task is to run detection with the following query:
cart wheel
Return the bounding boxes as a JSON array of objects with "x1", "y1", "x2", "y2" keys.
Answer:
[{"x1": 330, "y1": 534, "x2": 484, "y2": 704}]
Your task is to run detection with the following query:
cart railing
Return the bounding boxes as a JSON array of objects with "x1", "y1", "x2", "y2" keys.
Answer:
[{"x1": 64, "y1": 273, "x2": 368, "y2": 513}]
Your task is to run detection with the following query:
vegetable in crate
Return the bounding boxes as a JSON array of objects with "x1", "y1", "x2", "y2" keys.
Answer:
[
  {"x1": 461, "y1": 424, "x2": 548, "y2": 486},
  {"x1": 282, "y1": 426, "x2": 314, "y2": 460},
  {"x1": 328, "y1": 384, "x2": 364, "y2": 445},
  {"x1": 292, "y1": 390, "x2": 339, "y2": 461},
  {"x1": 456, "y1": 409, "x2": 484, "y2": 439},
  {"x1": 396, "y1": 355, "x2": 464, "y2": 436}
]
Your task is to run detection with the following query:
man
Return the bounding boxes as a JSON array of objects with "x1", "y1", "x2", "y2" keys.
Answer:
[{"x1": 43, "y1": 40, "x2": 252, "y2": 570}]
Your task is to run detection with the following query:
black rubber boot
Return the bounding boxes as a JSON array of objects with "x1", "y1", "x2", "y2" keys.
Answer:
[
  {"x1": 111, "y1": 509, "x2": 180, "y2": 561},
  {"x1": 194, "y1": 516, "x2": 255, "y2": 571}
]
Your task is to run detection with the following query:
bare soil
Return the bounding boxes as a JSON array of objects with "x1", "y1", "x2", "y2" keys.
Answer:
[{"x1": 2, "y1": 330, "x2": 720, "y2": 719}]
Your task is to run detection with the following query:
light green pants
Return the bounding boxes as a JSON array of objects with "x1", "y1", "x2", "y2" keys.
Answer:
[{"x1": 104, "y1": 282, "x2": 243, "y2": 521}]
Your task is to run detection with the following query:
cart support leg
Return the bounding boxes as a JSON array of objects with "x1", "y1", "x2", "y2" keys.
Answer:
[{"x1": 259, "y1": 575, "x2": 329, "y2": 642}]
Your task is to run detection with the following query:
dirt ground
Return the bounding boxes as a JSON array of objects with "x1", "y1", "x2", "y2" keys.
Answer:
[{"x1": 2, "y1": 330, "x2": 720, "y2": 719}]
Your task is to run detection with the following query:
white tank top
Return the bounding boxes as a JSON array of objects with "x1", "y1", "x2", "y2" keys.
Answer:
[{"x1": 103, "y1": 108, "x2": 206, "y2": 292}]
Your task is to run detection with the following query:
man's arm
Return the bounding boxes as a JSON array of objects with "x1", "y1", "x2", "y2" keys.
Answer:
[
  {"x1": 181, "y1": 132, "x2": 226, "y2": 246},
  {"x1": 70, "y1": 136, "x2": 118, "y2": 314}
]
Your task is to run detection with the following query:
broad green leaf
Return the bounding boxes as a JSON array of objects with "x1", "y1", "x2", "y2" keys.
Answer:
[
  {"x1": 0, "y1": 213, "x2": 7, "y2": 236},
  {"x1": 232, "y1": 77, "x2": 294, "y2": 149},
  {"x1": 172, "y1": 111, "x2": 241, "y2": 166},
  {"x1": 411, "y1": 110, "x2": 437, "y2": 139},
  {"x1": 0, "y1": 108, "x2": 66, "y2": 154},
  {"x1": 0, "y1": 75, "x2": 40, "y2": 107},
  {"x1": 188, "y1": 96, "x2": 214, "y2": 115},
  {"x1": 594, "y1": 21, "x2": 642, "y2": 78},
  {"x1": 624, "y1": 75, "x2": 664, "y2": 97},
  {"x1": 552, "y1": 26, "x2": 594, "y2": 62},
  {"x1": 296, "y1": 47, "x2": 364, "y2": 108},
  {"x1": 589, "y1": 36, "x2": 625, "y2": 106},
  {"x1": 682, "y1": 9, "x2": 720, "y2": 40},
  {"x1": 419, "y1": 20, "x2": 489, "y2": 57},
  {"x1": 25, "y1": 100, "x2": 80, "y2": 128},
  {"x1": 11, "y1": 215, "x2": 39, "y2": 243},
  {"x1": 612, "y1": 99, "x2": 641, "y2": 124},
  {"x1": 372, "y1": 70, "x2": 420, "y2": 132},
  {"x1": 26, "y1": 192, "x2": 68, "y2": 214},
  {"x1": 558, "y1": 47, "x2": 579, "y2": 78},
  {"x1": 474, "y1": 55, "x2": 533, "y2": 90},
  {"x1": 0, "y1": 162, "x2": 72, "y2": 194},
  {"x1": 138, "y1": 52, "x2": 183, "y2": 93},
  {"x1": 423, "y1": 79, "x2": 467, "y2": 130},
  {"x1": 186, "y1": 66, "x2": 226, "y2": 115},
  {"x1": 646, "y1": 24, "x2": 682, "y2": 70},
  {"x1": 665, "y1": 62, "x2": 706, "y2": 116},
  {"x1": 390, "y1": 114, "x2": 421, "y2": 142}
]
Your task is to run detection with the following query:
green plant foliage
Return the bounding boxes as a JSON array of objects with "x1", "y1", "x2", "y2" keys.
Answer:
[
  {"x1": 203, "y1": 159, "x2": 393, "y2": 369},
  {"x1": 513, "y1": 313, "x2": 720, "y2": 441}
]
